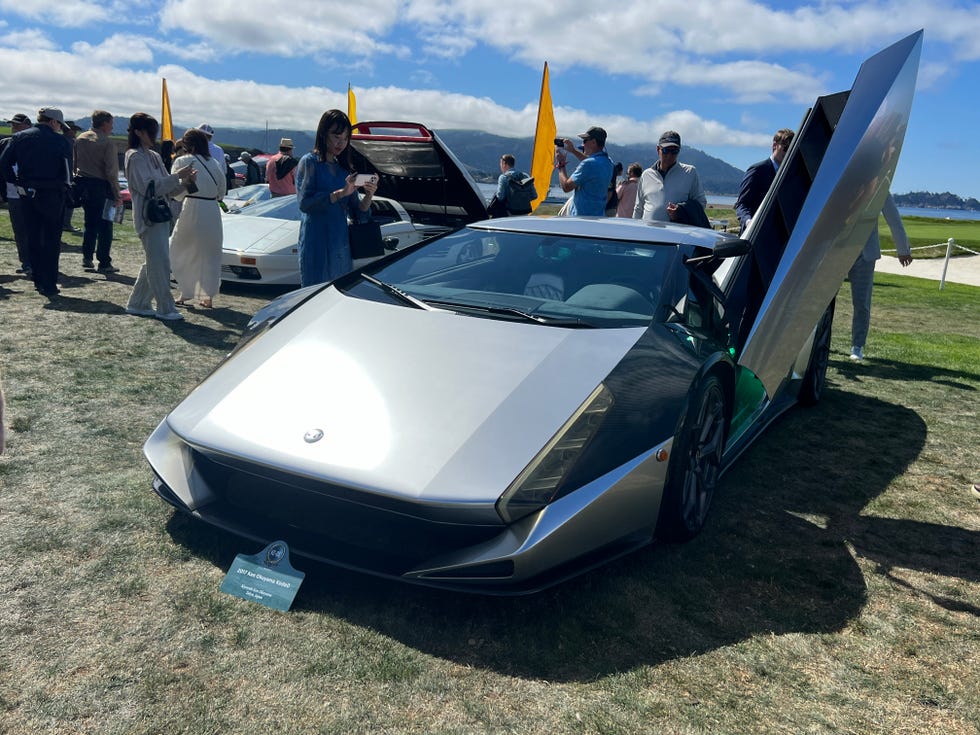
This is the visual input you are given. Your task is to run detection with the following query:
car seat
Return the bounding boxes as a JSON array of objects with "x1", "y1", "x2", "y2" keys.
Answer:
[{"x1": 523, "y1": 272, "x2": 565, "y2": 300}]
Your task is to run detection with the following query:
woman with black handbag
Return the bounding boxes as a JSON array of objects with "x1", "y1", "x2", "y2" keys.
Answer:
[{"x1": 124, "y1": 112, "x2": 195, "y2": 321}]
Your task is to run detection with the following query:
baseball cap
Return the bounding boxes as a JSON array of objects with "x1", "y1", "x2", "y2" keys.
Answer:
[
  {"x1": 578, "y1": 126, "x2": 607, "y2": 147},
  {"x1": 658, "y1": 130, "x2": 681, "y2": 149},
  {"x1": 197, "y1": 123, "x2": 215, "y2": 136},
  {"x1": 37, "y1": 107, "x2": 66, "y2": 127}
]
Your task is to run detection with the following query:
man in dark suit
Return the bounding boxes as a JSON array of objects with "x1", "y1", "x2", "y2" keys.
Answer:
[
  {"x1": 734, "y1": 128, "x2": 794, "y2": 233},
  {"x1": 0, "y1": 107, "x2": 73, "y2": 299}
]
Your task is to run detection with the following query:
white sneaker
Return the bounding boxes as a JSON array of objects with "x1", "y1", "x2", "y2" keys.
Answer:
[
  {"x1": 125, "y1": 306, "x2": 156, "y2": 316},
  {"x1": 849, "y1": 346, "x2": 863, "y2": 361},
  {"x1": 155, "y1": 311, "x2": 185, "y2": 321}
]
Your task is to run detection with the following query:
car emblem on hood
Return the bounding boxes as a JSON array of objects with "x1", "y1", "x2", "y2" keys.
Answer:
[{"x1": 303, "y1": 428, "x2": 324, "y2": 443}]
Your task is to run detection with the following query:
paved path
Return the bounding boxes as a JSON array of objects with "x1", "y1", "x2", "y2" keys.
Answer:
[{"x1": 875, "y1": 254, "x2": 980, "y2": 287}]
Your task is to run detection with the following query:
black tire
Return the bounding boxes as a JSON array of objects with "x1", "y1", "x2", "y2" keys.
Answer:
[
  {"x1": 798, "y1": 298, "x2": 835, "y2": 406},
  {"x1": 656, "y1": 374, "x2": 728, "y2": 542}
]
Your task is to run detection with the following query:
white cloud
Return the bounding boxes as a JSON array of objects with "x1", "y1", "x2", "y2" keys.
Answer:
[
  {"x1": 71, "y1": 33, "x2": 155, "y2": 66},
  {"x1": 160, "y1": 0, "x2": 406, "y2": 57},
  {"x1": 0, "y1": 0, "x2": 116, "y2": 27},
  {"x1": 0, "y1": 0, "x2": 970, "y2": 189},
  {"x1": 0, "y1": 27, "x2": 57, "y2": 51}
]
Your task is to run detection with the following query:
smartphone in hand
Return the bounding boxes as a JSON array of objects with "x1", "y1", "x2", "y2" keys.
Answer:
[{"x1": 354, "y1": 174, "x2": 377, "y2": 187}]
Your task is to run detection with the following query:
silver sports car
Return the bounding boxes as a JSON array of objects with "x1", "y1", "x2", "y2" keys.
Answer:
[{"x1": 145, "y1": 32, "x2": 921, "y2": 593}]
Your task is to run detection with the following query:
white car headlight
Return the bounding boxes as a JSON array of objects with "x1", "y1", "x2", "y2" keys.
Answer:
[{"x1": 496, "y1": 384, "x2": 614, "y2": 523}]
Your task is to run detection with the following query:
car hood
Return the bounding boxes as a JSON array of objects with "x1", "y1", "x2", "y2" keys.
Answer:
[
  {"x1": 349, "y1": 121, "x2": 488, "y2": 228},
  {"x1": 166, "y1": 287, "x2": 645, "y2": 509},
  {"x1": 222, "y1": 215, "x2": 298, "y2": 255}
]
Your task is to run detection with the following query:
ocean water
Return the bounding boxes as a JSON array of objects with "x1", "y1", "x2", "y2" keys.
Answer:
[
  {"x1": 894, "y1": 206, "x2": 980, "y2": 222},
  {"x1": 476, "y1": 183, "x2": 980, "y2": 221}
]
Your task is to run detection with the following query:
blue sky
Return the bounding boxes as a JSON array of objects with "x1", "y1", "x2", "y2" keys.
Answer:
[{"x1": 1, "y1": 1, "x2": 979, "y2": 198}]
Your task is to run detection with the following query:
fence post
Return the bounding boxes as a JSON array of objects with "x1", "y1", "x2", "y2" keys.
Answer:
[{"x1": 939, "y1": 238, "x2": 955, "y2": 290}]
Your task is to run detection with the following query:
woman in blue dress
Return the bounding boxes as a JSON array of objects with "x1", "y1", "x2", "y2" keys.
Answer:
[{"x1": 296, "y1": 109, "x2": 378, "y2": 286}]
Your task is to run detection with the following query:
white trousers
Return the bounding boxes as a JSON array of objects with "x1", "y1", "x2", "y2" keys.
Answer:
[{"x1": 127, "y1": 221, "x2": 177, "y2": 316}]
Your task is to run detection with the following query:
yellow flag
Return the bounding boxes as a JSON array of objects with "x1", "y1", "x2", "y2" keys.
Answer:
[
  {"x1": 347, "y1": 83, "x2": 357, "y2": 126},
  {"x1": 161, "y1": 78, "x2": 174, "y2": 142},
  {"x1": 529, "y1": 62, "x2": 557, "y2": 213}
]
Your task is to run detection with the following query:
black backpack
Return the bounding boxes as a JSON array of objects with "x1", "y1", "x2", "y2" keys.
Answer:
[
  {"x1": 505, "y1": 173, "x2": 537, "y2": 214},
  {"x1": 275, "y1": 155, "x2": 298, "y2": 180}
]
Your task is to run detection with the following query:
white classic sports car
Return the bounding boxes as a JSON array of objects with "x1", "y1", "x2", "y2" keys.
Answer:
[
  {"x1": 220, "y1": 121, "x2": 489, "y2": 286},
  {"x1": 147, "y1": 33, "x2": 921, "y2": 593},
  {"x1": 220, "y1": 193, "x2": 449, "y2": 286}
]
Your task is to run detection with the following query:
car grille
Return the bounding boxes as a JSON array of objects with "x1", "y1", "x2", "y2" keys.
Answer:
[{"x1": 190, "y1": 448, "x2": 502, "y2": 576}]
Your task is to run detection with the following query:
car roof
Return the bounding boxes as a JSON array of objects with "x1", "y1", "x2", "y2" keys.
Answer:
[{"x1": 468, "y1": 215, "x2": 735, "y2": 249}]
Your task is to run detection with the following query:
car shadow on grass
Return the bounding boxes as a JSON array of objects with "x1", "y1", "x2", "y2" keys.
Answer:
[
  {"x1": 152, "y1": 312, "x2": 253, "y2": 352},
  {"x1": 163, "y1": 388, "x2": 979, "y2": 682},
  {"x1": 833, "y1": 353, "x2": 980, "y2": 392}
]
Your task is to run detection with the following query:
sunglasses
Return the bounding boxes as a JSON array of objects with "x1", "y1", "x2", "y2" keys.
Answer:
[{"x1": 660, "y1": 147, "x2": 679, "y2": 154}]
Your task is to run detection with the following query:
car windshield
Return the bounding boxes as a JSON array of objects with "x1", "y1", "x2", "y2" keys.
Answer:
[
  {"x1": 237, "y1": 195, "x2": 301, "y2": 220},
  {"x1": 350, "y1": 227, "x2": 677, "y2": 328}
]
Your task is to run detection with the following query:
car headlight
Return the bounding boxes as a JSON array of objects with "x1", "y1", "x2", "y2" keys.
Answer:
[
  {"x1": 496, "y1": 383, "x2": 614, "y2": 524},
  {"x1": 231, "y1": 284, "x2": 322, "y2": 355}
]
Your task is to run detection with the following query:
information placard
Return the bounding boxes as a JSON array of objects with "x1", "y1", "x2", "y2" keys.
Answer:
[{"x1": 220, "y1": 540, "x2": 305, "y2": 611}]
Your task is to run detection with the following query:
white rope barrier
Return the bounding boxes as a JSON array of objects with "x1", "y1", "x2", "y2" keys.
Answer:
[
  {"x1": 881, "y1": 238, "x2": 978, "y2": 290},
  {"x1": 882, "y1": 240, "x2": 980, "y2": 256}
]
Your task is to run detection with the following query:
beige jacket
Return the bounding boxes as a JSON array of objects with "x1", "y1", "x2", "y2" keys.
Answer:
[{"x1": 125, "y1": 146, "x2": 183, "y2": 235}]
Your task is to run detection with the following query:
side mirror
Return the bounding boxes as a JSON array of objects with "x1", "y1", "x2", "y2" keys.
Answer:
[
  {"x1": 383, "y1": 237, "x2": 400, "y2": 251},
  {"x1": 713, "y1": 237, "x2": 751, "y2": 259}
]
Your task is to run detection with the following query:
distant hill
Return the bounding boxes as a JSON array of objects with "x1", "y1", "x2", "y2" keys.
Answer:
[
  {"x1": 200, "y1": 127, "x2": 980, "y2": 204},
  {"x1": 142, "y1": 123, "x2": 746, "y2": 195},
  {"x1": 434, "y1": 129, "x2": 746, "y2": 195},
  {"x1": 35, "y1": 118, "x2": 979, "y2": 205},
  {"x1": 892, "y1": 191, "x2": 980, "y2": 211}
]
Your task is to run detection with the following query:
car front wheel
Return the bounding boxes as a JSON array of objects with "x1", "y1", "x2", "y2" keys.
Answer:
[
  {"x1": 798, "y1": 298, "x2": 835, "y2": 406},
  {"x1": 657, "y1": 374, "x2": 728, "y2": 543}
]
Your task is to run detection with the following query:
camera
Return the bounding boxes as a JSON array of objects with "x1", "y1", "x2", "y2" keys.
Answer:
[{"x1": 554, "y1": 137, "x2": 565, "y2": 147}]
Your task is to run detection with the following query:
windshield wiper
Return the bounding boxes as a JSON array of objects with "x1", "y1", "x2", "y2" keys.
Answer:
[
  {"x1": 359, "y1": 274, "x2": 435, "y2": 311},
  {"x1": 428, "y1": 300, "x2": 594, "y2": 328}
]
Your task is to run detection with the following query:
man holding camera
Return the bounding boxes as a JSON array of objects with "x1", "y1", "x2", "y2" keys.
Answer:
[{"x1": 556, "y1": 126, "x2": 614, "y2": 216}]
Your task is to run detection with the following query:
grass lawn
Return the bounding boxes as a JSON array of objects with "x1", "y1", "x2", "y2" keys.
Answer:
[{"x1": 1, "y1": 209, "x2": 978, "y2": 735}]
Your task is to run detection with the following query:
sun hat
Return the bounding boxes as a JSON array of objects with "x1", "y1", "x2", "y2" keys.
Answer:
[
  {"x1": 37, "y1": 107, "x2": 66, "y2": 127},
  {"x1": 658, "y1": 130, "x2": 681, "y2": 149},
  {"x1": 577, "y1": 126, "x2": 607, "y2": 147}
]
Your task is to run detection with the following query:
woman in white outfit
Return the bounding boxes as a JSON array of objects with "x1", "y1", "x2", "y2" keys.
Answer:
[
  {"x1": 170, "y1": 127, "x2": 227, "y2": 308},
  {"x1": 125, "y1": 113, "x2": 195, "y2": 321}
]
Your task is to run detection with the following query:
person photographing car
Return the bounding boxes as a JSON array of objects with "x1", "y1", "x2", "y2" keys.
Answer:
[{"x1": 555, "y1": 126, "x2": 614, "y2": 216}]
